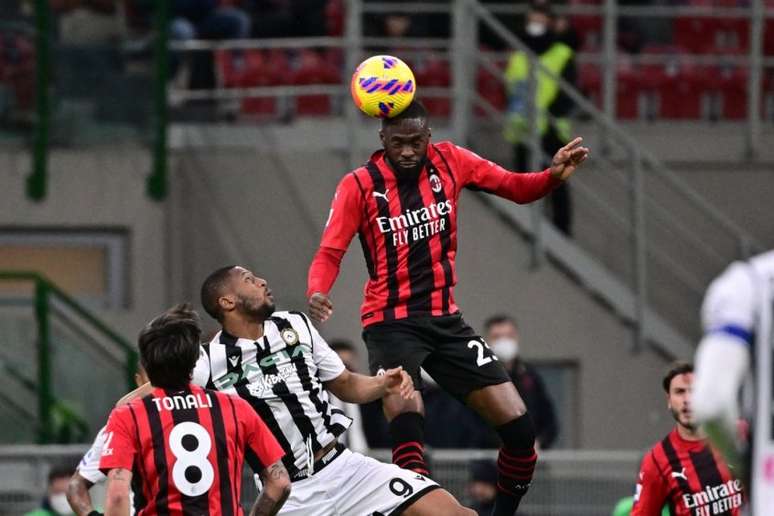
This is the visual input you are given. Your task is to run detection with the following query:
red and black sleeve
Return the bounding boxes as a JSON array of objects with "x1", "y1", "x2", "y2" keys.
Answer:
[{"x1": 452, "y1": 144, "x2": 562, "y2": 204}]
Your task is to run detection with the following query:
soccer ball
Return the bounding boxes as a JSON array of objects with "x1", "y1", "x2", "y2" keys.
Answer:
[{"x1": 350, "y1": 55, "x2": 416, "y2": 118}]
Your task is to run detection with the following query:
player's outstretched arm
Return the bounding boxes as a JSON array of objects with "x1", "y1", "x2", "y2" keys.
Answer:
[
  {"x1": 114, "y1": 382, "x2": 152, "y2": 407},
  {"x1": 549, "y1": 137, "x2": 589, "y2": 181},
  {"x1": 251, "y1": 460, "x2": 291, "y2": 516},
  {"x1": 325, "y1": 366, "x2": 415, "y2": 404},
  {"x1": 104, "y1": 468, "x2": 132, "y2": 516},
  {"x1": 66, "y1": 473, "x2": 99, "y2": 516}
]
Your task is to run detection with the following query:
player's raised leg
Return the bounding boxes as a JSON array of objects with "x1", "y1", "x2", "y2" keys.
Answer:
[
  {"x1": 383, "y1": 388, "x2": 429, "y2": 475},
  {"x1": 467, "y1": 382, "x2": 536, "y2": 516},
  {"x1": 363, "y1": 321, "x2": 434, "y2": 476}
]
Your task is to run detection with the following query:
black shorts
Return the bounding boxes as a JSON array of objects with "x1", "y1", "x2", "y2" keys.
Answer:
[{"x1": 362, "y1": 313, "x2": 511, "y2": 401}]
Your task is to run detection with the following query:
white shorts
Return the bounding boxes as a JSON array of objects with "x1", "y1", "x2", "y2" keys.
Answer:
[{"x1": 279, "y1": 449, "x2": 440, "y2": 516}]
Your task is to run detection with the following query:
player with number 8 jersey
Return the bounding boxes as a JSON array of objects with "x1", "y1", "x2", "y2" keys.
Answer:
[{"x1": 100, "y1": 304, "x2": 291, "y2": 516}]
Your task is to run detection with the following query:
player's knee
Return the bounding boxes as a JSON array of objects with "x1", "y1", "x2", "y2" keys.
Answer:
[
  {"x1": 497, "y1": 412, "x2": 536, "y2": 450},
  {"x1": 383, "y1": 393, "x2": 423, "y2": 421}
]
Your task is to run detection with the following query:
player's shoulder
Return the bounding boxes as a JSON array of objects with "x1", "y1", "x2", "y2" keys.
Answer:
[
  {"x1": 270, "y1": 310, "x2": 313, "y2": 329},
  {"x1": 705, "y1": 259, "x2": 756, "y2": 303},
  {"x1": 749, "y1": 249, "x2": 774, "y2": 277}
]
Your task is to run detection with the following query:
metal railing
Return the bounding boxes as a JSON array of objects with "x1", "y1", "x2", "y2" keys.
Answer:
[
  {"x1": 0, "y1": 272, "x2": 137, "y2": 443},
  {"x1": 0, "y1": 445, "x2": 642, "y2": 516}
]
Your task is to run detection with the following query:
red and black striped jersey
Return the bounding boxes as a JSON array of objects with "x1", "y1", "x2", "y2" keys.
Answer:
[
  {"x1": 317, "y1": 141, "x2": 560, "y2": 327},
  {"x1": 632, "y1": 428, "x2": 744, "y2": 516},
  {"x1": 100, "y1": 384, "x2": 284, "y2": 516}
]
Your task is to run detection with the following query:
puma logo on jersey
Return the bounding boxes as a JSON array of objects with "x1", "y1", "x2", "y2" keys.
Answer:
[
  {"x1": 671, "y1": 468, "x2": 688, "y2": 481},
  {"x1": 372, "y1": 189, "x2": 389, "y2": 201}
]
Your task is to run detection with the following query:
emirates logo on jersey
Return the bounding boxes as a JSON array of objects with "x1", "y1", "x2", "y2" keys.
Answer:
[
  {"x1": 376, "y1": 200, "x2": 452, "y2": 247},
  {"x1": 681, "y1": 479, "x2": 743, "y2": 514},
  {"x1": 429, "y1": 174, "x2": 442, "y2": 193}
]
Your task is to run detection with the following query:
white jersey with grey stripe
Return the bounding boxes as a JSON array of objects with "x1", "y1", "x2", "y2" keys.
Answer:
[
  {"x1": 192, "y1": 311, "x2": 352, "y2": 477},
  {"x1": 701, "y1": 250, "x2": 774, "y2": 516}
]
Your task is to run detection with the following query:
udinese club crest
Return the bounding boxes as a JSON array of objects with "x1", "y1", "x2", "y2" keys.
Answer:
[
  {"x1": 281, "y1": 328, "x2": 299, "y2": 346},
  {"x1": 429, "y1": 173, "x2": 442, "y2": 193}
]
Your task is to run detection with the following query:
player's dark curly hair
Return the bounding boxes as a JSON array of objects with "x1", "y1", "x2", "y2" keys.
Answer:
[
  {"x1": 381, "y1": 99, "x2": 428, "y2": 129},
  {"x1": 662, "y1": 361, "x2": 693, "y2": 393},
  {"x1": 138, "y1": 303, "x2": 202, "y2": 390},
  {"x1": 201, "y1": 265, "x2": 237, "y2": 321}
]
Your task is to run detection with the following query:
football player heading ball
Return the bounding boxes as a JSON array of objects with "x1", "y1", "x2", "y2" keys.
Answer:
[{"x1": 308, "y1": 99, "x2": 589, "y2": 515}]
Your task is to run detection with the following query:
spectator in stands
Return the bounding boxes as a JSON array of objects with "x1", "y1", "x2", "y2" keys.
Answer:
[
  {"x1": 25, "y1": 465, "x2": 76, "y2": 516},
  {"x1": 485, "y1": 314, "x2": 559, "y2": 449},
  {"x1": 329, "y1": 339, "x2": 390, "y2": 450},
  {"x1": 504, "y1": 0, "x2": 576, "y2": 236},
  {"x1": 170, "y1": 0, "x2": 251, "y2": 42},
  {"x1": 467, "y1": 460, "x2": 498, "y2": 516},
  {"x1": 247, "y1": 0, "x2": 327, "y2": 38}
]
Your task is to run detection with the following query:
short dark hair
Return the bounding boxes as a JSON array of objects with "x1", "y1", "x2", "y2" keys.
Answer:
[
  {"x1": 201, "y1": 265, "x2": 237, "y2": 321},
  {"x1": 48, "y1": 464, "x2": 76, "y2": 484},
  {"x1": 381, "y1": 100, "x2": 428, "y2": 129},
  {"x1": 138, "y1": 303, "x2": 202, "y2": 390},
  {"x1": 483, "y1": 314, "x2": 517, "y2": 332},
  {"x1": 329, "y1": 339, "x2": 356, "y2": 354},
  {"x1": 662, "y1": 361, "x2": 693, "y2": 393}
]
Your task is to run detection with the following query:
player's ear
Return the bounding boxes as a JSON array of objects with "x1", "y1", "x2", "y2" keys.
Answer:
[
  {"x1": 379, "y1": 128, "x2": 386, "y2": 146},
  {"x1": 218, "y1": 294, "x2": 236, "y2": 314}
]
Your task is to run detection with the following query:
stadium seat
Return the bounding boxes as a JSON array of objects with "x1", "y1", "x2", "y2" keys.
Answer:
[
  {"x1": 325, "y1": 0, "x2": 345, "y2": 36},
  {"x1": 569, "y1": 0, "x2": 602, "y2": 51},
  {"x1": 716, "y1": 66, "x2": 748, "y2": 120},
  {"x1": 578, "y1": 62, "x2": 601, "y2": 109},
  {"x1": 414, "y1": 58, "x2": 451, "y2": 117},
  {"x1": 673, "y1": 16, "x2": 719, "y2": 54},
  {"x1": 475, "y1": 63, "x2": 506, "y2": 117},
  {"x1": 290, "y1": 49, "x2": 340, "y2": 116},
  {"x1": 214, "y1": 49, "x2": 282, "y2": 117}
]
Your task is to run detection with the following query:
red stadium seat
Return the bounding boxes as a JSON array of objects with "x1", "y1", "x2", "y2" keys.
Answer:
[
  {"x1": 569, "y1": 0, "x2": 602, "y2": 51},
  {"x1": 616, "y1": 67, "x2": 640, "y2": 120},
  {"x1": 414, "y1": 58, "x2": 451, "y2": 117},
  {"x1": 578, "y1": 62, "x2": 601, "y2": 109},
  {"x1": 475, "y1": 63, "x2": 506, "y2": 117},
  {"x1": 325, "y1": 0, "x2": 344, "y2": 36},
  {"x1": 215, "y1": 49, "x2": 282, "y2": 117},
  {"x1": 716, "y1": 67, "x2": 748, "y2": 120},
  {"x1": 291, "y1": 50, "x2": 340, "y2": 116},
  {"x1": 673, "y1": 16, "x2": 719, "y2": 54}
]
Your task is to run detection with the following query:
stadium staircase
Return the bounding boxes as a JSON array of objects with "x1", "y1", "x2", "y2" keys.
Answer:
[
  {"x1": 459, "y1": 0, "x2": 764, "y2": 357},
  {"x1": 0, "y1": 272, "x2": 137, "y2": 444}
]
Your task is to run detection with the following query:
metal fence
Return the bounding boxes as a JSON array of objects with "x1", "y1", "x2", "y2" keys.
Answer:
[{"x1": 0, "y1": 445, "x2": 641, "y2": 516}]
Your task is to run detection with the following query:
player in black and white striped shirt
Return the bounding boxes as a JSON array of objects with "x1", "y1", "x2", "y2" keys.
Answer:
[{"x1": 194, "y1": 265, "x2": 475, "y2": 515}]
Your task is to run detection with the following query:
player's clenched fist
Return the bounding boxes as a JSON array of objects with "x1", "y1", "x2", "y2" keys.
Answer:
[
  {"x1": 308, "y1": 292, "x2": 333, "y2": 323},
  {"x1": 382, "y1": 367, "x2": 415, "y2": 400}
]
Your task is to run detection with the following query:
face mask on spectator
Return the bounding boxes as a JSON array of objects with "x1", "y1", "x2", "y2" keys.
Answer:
[
  {"x1": 491, "y1": 337, "x2": 519, "y2": 362},
  {"x1": 526, "y1": 21, "x2": 547, "y2": 37},
  {"x1": 49, "y1": 493, "x2": 73, "y2": 515}
]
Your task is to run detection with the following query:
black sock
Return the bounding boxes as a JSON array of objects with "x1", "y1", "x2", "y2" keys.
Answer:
[
  {"x1": 388, "y1": 412, "x2": 430, "y2": 476},
  {"x1": 492, "y1": 414, "x2": 537, "y2": 516}
]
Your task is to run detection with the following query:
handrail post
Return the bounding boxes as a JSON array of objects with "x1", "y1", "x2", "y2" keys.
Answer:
[
  {"x1": 148, "y1": 0, "x2": 171, "y2": 201},
  {"x1": 601, "y1": 0, "x2": 617, "y2": 155},
  {"x1": 35, "y1": 279, "x2": 52, "y2": 443},
  {"x1": 28, "y1": 0, "x2": 51, "y2": 201},
  {"x1": 345, "y1": 0, "x2": 363, "y2": 170},
  {"x1": 527, "y1": 48, "x2": 543, "y2": 269},
  {"x1": 629, "y1": 151, "x2": 646, "y2": 352},
  {"x1": 452, "y1": 0, "x2": 475, "y2": 145},
  {"x1": 746, "y1": 0, "x2": 764, "y2": 159}
]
